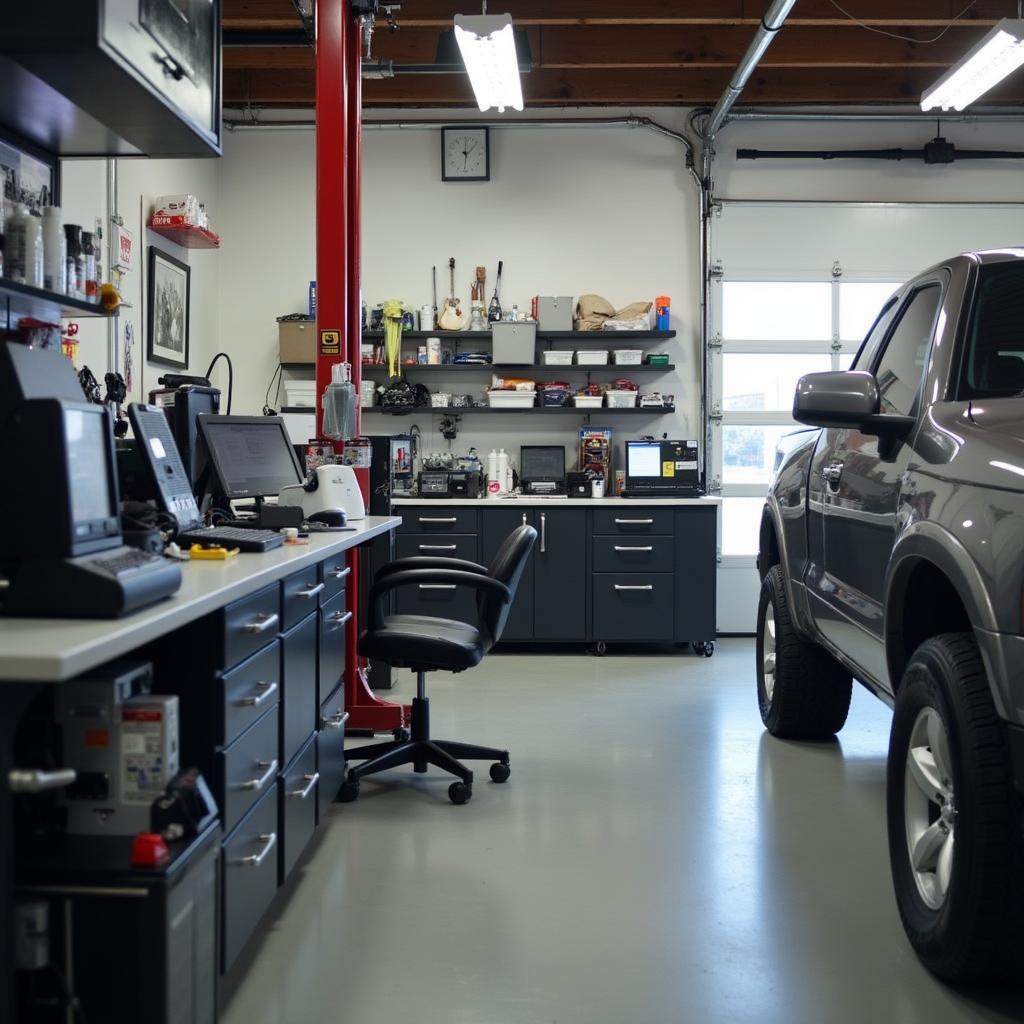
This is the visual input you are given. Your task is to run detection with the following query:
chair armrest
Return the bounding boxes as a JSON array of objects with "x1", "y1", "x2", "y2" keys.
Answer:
[
  {"x1": 374, "y1": 556, "x2": 487, "y2": 582},
  {"x1": 367, "y1": 569, "x2": 510, "y2": 630}
]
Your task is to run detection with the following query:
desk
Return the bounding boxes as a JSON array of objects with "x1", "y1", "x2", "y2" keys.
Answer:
[{"x1": 0, "y1": 517, "x2": 400, "y2": 1021}]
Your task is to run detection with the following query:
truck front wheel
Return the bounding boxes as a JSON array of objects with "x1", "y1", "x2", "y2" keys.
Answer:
[{"x1": 756, "y1": 566, "x2": 852, "y2": 738}]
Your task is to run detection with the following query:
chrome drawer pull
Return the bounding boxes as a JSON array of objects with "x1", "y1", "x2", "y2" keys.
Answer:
[
  {"x1": 326, "y1": 610, "x2": 353, "y2": 632},
  {"x1": 288, "y1": 772, "x2": 320, "y2": 800},
  {"x1": 322, "y1": 710, "x2": 350, "y2": 730},
  {"x1": 8, "y1": 768, "x2": 76, "y2": 793},
  {"x1": 326, "y1": 566, "x2": 351, "y2": 580},
  {"x1": 237, "y1": 759, "x2": 278, "y2": 792},
  {"x1": 298, "y1": 582, "x2": 325, "y2": 599},
  {"x1": 418, "y1": 517, "x2": 458, "y2": 523},
  {"x1": 614, "y1": 545, "x2": 654, "y2": 552},
  {"x1": 614, "y1": 518, "x2": 654, "y2": 525},
  {"x1": 243, "y1": 612, "x2": 279, "y2": 634},
  {"x1": 614, "y1": 584, "x2": 654, "y2": 591},
  {"x1": 419, "y1": 544, "x2": 458, "y2": 551},
  {"x1": 419, "y1": 584, "x2": 456, "y2": 590},
  {"x1": 234, "y1": 832, "x2": 277, "y2": 868},
  {"x1": 236, "y1": 680, "x2": 278, "y2": 708}
]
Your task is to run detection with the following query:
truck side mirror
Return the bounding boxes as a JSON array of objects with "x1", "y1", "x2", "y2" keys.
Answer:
[{"x1": 793, "y1": 371, "x2": 880, "y2": 429}]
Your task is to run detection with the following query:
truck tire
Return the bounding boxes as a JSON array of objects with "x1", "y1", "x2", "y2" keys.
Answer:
[
  {"x1": 887, "y1": 633, "x2": 1024, "y2": 983},
  {"x1": 756, "y1": 566, "x2": 852, "y2": 738}
]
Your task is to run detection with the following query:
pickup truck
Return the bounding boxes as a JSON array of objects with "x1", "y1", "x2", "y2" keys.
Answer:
[{"x1": 757, "y1": 249, "x2": 1024, "y2": 984}]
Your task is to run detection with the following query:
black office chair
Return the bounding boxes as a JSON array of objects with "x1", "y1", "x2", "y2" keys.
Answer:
[{"x1": 341, "y1": 524, "x2": 537, "y2": 805}]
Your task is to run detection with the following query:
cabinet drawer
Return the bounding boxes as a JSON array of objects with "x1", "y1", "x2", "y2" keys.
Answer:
[
  {"x1": 593, "y1": 509, "x2": 674, "y2": 536},
  {"x1": 282, "y1": 564, "x2": 323, "y2": 631},
  {"x1": 397, "y1": 507, "x2": 478, "y2": 534},
  {"x1": 592, "y1": 574, "x2": 675, "y2": 641},
  {"x1": 222, "y1": 785, "x2": 279, "y2": 973},
  {"x1": 396, "y1": 534, "x2": 478, "y2": 562},
  {"x1": 219, "y1": 706, "x2": 280, "y2": 834},
  {"x1": 395, "y1": 577, "x2": 478, "y2": 625},
  {"x1": 220, "y1": 641, "x2": 281, "y2": 748},
  {"x1": 592, "y1": 535, "x2": 674, "y2": 572},
  {"x1": 318, "y1": 685, "x2": 348, "y2": 821},
  {"x1": 282, "y1": 614, "x2": 318, "y2": 768},
  {"x1": 319, "y1": 556, "x2": 351, "y2": 604},
  {"x1": 222, "y1": 583, "x2": 281, "y2": 669},
  {"x1": 279, "y1": 736, "x2": 318, "y2": 883},
  {"x1": 319, "y1": 591, "x2": 350, "y2": 702}
]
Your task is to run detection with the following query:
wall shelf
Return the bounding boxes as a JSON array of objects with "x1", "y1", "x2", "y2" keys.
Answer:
[
  {"x1": 358, "y1": 363, "x2": 676, "y2": 374},
  {"x1": 281, "y1": 406, "x2": 674, "y2": 416},
  {"x1": 361, "y1": 329, "x2": 676, "y2": 345},
  {"x1": 148, "y1": 222, "x2": 221, "y2": 249},
  {"x1": 1, "y1": 278, "x2": 112, "y2": 320}
]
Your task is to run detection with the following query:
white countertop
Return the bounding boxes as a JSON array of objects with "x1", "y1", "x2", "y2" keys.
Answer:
[
  {"x1": 0, "y1": 516, "x2": 400, "y2": 684},
  {"x1": 392, "y1": 496, "x2": 721, "y2": 507}
]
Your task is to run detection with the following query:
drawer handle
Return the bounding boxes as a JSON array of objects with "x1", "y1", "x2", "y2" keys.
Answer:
[
  {"x1": 322, "y1": 710, "x2": 350, "y2": 731},
  {"x1": 8, "y1": 768, "x2": 77, "y2": 794},
  {"x1": 234, "y1": 832, "x2": 277, "y2": 868},
  {"x1": 614, "y1": 518, "x2": 654, "y2": 525},
  {"x1": 298, "y1": 582, "x2": 325, "y2": 599},
  {"x1": 614, "y1": 545, "x2": 654, "y2": 552},
  {"x1": 242, "y1": 612, "x2": 279, "y2": 634},
  {"x1": 237, "y1": 759, "x2": 278, "y2": 792},
  {"x1": 326, "y1": 610, "x2": 353, "y2": 632},
  {"x1": 326, "y1": 566, "x2": 351, "y2": 580},
  {"x1": 418, "y1": 517, "x2": 458, "y2": 523},
  {"x1": 614, "y1": 584, "x2": 654, "y2": 591},
  {"x1": 236, "y1": 680, "x2": 279, "y2": 708},
  {"x1": 419, "y1": 584, "x2": 456, "y2": 590},
  {"x1": 540, "y1": 512, "x2": 547, "y2": 554},
  {"x1": 419, "y1": 544, "x2": 458, "y2": 551},
  {"x1": 287, "y1": 771, "x2": 320, "y2": 801}
]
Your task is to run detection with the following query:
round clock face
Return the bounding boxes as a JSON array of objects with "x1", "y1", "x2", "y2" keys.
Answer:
[{"x1": 444, "y1": 130, "x2": 488, "y2": 180}]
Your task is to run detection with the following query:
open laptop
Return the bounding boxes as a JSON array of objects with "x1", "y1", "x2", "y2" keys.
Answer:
[{"x1": 622, "y1": 439, "x2": 703, "y2": 498}]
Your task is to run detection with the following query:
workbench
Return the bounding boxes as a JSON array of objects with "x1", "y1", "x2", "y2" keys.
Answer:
[{"x1": 0, "y1": 517, "x2": 400, "y2": 1022}]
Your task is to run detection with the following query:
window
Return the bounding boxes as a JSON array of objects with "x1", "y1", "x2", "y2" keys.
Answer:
[
  {"x1": 723, "y1": 353, "x2": 832, "y2": 412},
  {"x1": 839, "y1": 283, "x2": 899, "y2": 341},
  {"x1": 851, "y1": 297, "x2": 899, "y2": 371},
  {"x1": 959, "y1": 262, "x2": 1024, "y2": 400},
  {"x1": 873, "y1": 285, "x2": 941, "y2": 418},
  {"x1": 722, "y1": 282, "x2": 831, "y2": 341}
]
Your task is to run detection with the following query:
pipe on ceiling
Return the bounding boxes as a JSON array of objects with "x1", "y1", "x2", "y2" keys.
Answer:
[{"x1": 727, "y1": 109, "x2": 1024, "y2": 123}]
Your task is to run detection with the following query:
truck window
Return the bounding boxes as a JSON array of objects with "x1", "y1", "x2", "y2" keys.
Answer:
[
  {"x1": 960, "y1": 261, "x2": 1024, "y2": 400},
  {"x1": 851, "y1": 297, "x2": 899, "y2": 371},
  {"x1": 872, "y1": 284, "x2": 941, "y2": 418}
]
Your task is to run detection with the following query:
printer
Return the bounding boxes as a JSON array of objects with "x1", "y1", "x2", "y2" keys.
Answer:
[{"x1": 279, "y1": 464, "x2": 366, "y2": 522}]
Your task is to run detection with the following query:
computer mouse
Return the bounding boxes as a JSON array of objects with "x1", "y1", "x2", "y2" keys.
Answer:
[{"x1": 309, "y1": 509, "x2": 346, "y2": 527}]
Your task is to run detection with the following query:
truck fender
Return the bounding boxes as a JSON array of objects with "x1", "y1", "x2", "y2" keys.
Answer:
[{"x1": 761, "y1": 494, "x2": 816, "y2": 638}]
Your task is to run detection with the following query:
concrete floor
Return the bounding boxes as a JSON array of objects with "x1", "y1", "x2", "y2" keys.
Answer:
[{"x1": 222, "y1": 640, "x2": 1024, "y2": 1024}]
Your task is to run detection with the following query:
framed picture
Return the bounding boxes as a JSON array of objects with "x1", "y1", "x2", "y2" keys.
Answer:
[
  {"x1": 147, "y1": 246, "x2": 191, "y2": 369},
  {"x1": 0, "y1": 125, "x2": 59, "y2": 209}
]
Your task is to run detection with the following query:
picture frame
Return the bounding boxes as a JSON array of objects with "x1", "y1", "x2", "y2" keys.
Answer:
[
  {"x1": 0, "y1": 125, "x2": 60, "y2": 210},
  {"x1": 147, "y1": 246, "x2": 191, "y2": 369}
]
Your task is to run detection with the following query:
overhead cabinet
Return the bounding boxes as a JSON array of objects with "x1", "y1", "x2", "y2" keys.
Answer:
[{"x1": 2, "y1": 0, "x2": 222, "y2": 157}]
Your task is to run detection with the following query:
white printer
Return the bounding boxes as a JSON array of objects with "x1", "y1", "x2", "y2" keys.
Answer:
[{"x1": 279, "y1": 464, "x2": 366, "y2": 523}]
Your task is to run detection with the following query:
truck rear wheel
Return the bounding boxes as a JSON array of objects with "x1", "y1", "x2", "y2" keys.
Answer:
[
  {"x1": 756, "y1": 566, "x2": 852, "y2": 739},
  {"x1": 887, "y1": 633, "x2": 1024, "y2": 983}
]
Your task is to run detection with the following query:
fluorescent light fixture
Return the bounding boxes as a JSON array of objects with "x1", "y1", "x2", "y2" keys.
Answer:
[
  {"x1": 921, "y1": 19, "x2": 1024, "y2": 112},
  {"x1": 454, "y1": 13, "x2": 524, "y2": 113}
]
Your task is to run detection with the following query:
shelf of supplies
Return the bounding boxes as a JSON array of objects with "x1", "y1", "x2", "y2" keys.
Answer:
[
  {"x1": 361, "y1": 329, "x2": 676, "y2": 344},
  {"x1": 360, "y1": 362, "x2": 675, "y2": 373},
  {"x1": 281, "y1": 362, "x2": 316, "y2": 371},
  {"x1": 360, "y1": 405, "x2": 675, "y2": 416},
  {"x1": 148, "y1": 221, "x2": 221, "y2": 249},
  {"x1": 1, "y1": 278, "x2": 112, "y2": 319},
  {"x1": 281, "y1": 406, "x2": 317, "y2": 414}
]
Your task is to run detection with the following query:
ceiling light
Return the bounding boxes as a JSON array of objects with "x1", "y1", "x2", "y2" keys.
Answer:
[
  {"x1": 921, "y1": 19, "x2": 1024, "y2": 112},
  {"x1": 454, "y1": 13, "x2": 523, "y2": 113}
]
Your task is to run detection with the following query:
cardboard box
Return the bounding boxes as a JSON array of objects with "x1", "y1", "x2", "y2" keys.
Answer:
[{"x1": 279, "y1": 319, "x2": 316, "y2": 363}]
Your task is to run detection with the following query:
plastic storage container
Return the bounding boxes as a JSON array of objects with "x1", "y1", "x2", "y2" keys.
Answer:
[
  {"x1": 487, "y1": 390, "x2": 537, "y2": 409},
  {"x1": 492, "y1": 321, "x2": 537, "y2": 365},
  {"x1": 614, "y1": 349, "x2": 643, "y2": 365},
  {"x1": 284, "y1": 380, "x2": 318, "y2": 407},
  {"x1": 645, "y1": 352, "x2": 670, "y2": 366},
  {"x1": 430, "y1": 392, "x2": 452, "y2": 408},
  {"x1": 576, "y1": 350, "x2": 609, "y2": 365},
  {"x1": 573, "y1": 394, "x2": 603, "y2": 408},
  {"x1": 605, "y1": 390, "x2": 639, "y2": 408},
  {"x1": 541, "y1": 350, "x2": 574, "y2": 366},
  {"x1": 538, "y1": 296, "x2": 574, "y2": 332},
  {"x1": 540, "y1": 387, "x2": 571, "y2": 407}
]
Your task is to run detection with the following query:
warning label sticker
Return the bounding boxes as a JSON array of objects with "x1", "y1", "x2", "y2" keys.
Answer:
[
  {"x1": 320, "y1": 329, "x2": 341, "y2": 355},
  {"x1": 663, "y1": 461, "x2": 675, "y2": 477}
]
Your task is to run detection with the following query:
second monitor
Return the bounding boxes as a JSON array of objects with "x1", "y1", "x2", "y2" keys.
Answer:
[{"x1": 198, "y1": 415, "x2": 304, "y2": 501}]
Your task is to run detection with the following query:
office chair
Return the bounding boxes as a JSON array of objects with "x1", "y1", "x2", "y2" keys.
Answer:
[{"x1": 342, "y1": 524, "x2": 537, "y2": 805}]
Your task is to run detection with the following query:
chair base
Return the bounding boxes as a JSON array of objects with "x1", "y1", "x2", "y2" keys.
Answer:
[{"x1": 341, "y1": 696, "x2": 509, "y2": 804}]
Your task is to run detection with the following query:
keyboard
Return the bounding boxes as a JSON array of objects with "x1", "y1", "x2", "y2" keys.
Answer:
[
  {"x1": 178, "y1": 526, "x2": 285, "y2": 553},
  {"x1": 87, "y1": 546, "x2": 170, "y2": 577}
]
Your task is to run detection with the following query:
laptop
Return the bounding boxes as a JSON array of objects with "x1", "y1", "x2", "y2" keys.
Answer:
[{"x1": 622, "y1": 440, "x2": 702, "y2": 498}]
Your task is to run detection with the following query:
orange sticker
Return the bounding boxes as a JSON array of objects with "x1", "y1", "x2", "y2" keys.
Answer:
[{"x1": 85, "y1": 728, "x2": 110, "y2": 748}]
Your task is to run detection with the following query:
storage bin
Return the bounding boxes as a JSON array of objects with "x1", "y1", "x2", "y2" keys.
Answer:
[
  {"x1": 645, "y1": 352, "x2": 670, "y2": 366},
  {"x1": 541, "y1": 350, "x2": 574, "y2": 366},
  {"x1": 540, "y1": 388, "x2": 571, "y2": 407},
  {"x1": 278, "y1": 319, "x2": 315, "y2": 363},
  {"x1": 606, "y1": 389, "x2": 638, "y2": 408},
  {"x1": 487, "y1": 390, "x2": 537, "y2": 409},
  {"x1": 538, "y1": 296, "x2": 574, "y2": 332},
  {"x1": 614, "y1": 349, "x2": 643, "y2": 365},
  {"x1": 573, "y1": 394, "x2": 603, "y2": 408},
  {"x1": 576, "y1": 350, "x2": 609, "y2": 365},
  {"x1": 491, "y1": 321, "x2": 537, "y2": 365},
  {"x1": 430, "y1": 392, "x2": 451, "y2": 408},
  {"x1": 284, "y1": 380, "x2": 317, "y2": 407}
]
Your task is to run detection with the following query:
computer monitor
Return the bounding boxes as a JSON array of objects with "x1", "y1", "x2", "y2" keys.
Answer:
[
  {"x1": 197, "y1": 415, "x2": 304, "y2": 500},
  {"x1": 624, "y1": 439, "x2": 700, "y2": 496},
  {"x1": 520, "y1": 445, "x2": 566, "y2": 494}
]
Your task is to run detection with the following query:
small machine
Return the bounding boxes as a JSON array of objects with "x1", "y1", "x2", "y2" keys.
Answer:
[
  {"x1": 520, "y1": 446, "x2": 566, "y2": 495},
  {"x1": 623, "y1": 439, "x2": 701, "y2": 497},
  {"x1": 148, "y1": 383, "x2": 220, "y2": 492},
  {"x1": 566, "y1": 472, "x2": 592, "y2": 498},
  {"x1": 279, "y1": 463, "x2": 367, "y2": 522},
  {"x1": 417, "y1": 470, "x2": 482, "y2": 499}
]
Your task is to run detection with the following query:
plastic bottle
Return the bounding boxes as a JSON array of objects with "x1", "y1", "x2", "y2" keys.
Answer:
[
  {"x1": 64, "y1": 224, "x2": 84, "y2": 299},
  {"x1": 487, "y1": 449, "x2": 500, "y2": 499},
  {"x1": 3, "y1": 204, "x2": 33, "y2": 284},
  {"x1": 82, "y1": 231, "x2": 97, "y2": 300},
  {"x1": 41, "y1": 207, "x2": 66, "y2": 294},
  {"x1": 497, "y1": 448, "x2": 511, "y2": 494}
]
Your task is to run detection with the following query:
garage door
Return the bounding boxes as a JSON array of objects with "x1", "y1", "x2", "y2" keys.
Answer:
[{"x1": 710, "y1": 201, "x2": 1024, "y2": 633}]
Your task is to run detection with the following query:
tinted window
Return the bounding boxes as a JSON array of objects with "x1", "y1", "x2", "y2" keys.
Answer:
[
  {"x1": 852, "y1": 297, "x2": 899, "y2": 371},
  {"x1": 960, "y1": 262, "x2": 1024, "y2": 399},
  {"x1": 873, "y1": 285, "x2": 941, "y2": 417}
]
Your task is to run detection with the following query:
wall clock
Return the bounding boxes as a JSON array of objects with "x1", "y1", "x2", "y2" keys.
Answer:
[{"x1": 442, "y1": 126, "x2": 490, "y2": 182}]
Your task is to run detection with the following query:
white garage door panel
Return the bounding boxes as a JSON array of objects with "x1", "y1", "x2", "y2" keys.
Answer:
[{"x1": 711, "y1": 200, "x2": 1024, "y2": 635}]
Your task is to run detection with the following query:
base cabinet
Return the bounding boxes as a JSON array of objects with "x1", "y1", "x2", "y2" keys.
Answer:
[{"x1": 480, "y1": 508, "x2": 535, "y2": 639}]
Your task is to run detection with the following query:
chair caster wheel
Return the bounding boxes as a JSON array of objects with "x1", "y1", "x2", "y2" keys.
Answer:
[
  {"x1": 693, "y1": 641, "x2": 715, "y2": 657},
  {"x1": 339, "y1": 778, "x2": 360, "y2": 803},
  {"x1": 393, "y1": 727, "x2": 410, "y2": 743},
  {"x1": 489, "y1": 762, "x2": 510, "y2": 783},
  {"x1": 595, "y1": 641, "x2": 607, "y2": 657},
  {"x1": 448, "y1": 782, "x2": 472, "y2": 805}
]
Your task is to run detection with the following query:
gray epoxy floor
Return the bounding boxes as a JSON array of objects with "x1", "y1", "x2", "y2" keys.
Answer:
[{"x1": 222, "y1": 640, "x2": 1024, "y2": 1024}]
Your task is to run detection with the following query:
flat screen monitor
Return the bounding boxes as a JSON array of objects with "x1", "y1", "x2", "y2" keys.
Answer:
[
  {"x1": 66, "y1": 408, "x2": 117, "y2": 525},
  {"x1": 625, "y1": 440, "x2": 700, "y2": 494},
  {"x1": 520, "y1": 445, "x2": 565, "y2": 483},
  {"x1": 198, "y1": 415, "x2": 304, "y2": 499}
]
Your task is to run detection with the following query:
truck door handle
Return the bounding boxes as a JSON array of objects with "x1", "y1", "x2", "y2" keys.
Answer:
[{"x1": 823, "y1": 463, "x2": 844, "y2": 490}]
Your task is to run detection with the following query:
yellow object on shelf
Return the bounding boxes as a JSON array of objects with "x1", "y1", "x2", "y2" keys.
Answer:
[
  {"x1": 382, "y1": 298, "x2": 404, "y2": 377},
  {"x1": 189, "y1": 543, "x2": 240, "y2": 560}
]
